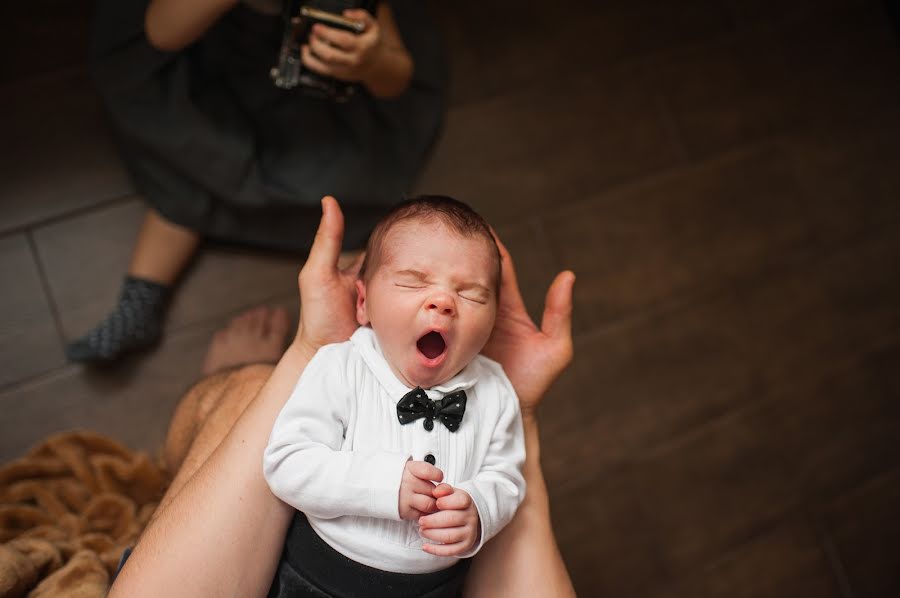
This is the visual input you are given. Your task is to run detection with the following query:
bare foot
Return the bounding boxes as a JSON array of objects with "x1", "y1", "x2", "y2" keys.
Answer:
[{"x1": 201, "y1": 306, "x2": 291, "y2": 375}]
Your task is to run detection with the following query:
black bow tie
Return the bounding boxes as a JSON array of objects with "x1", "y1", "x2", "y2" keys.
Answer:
[{"x1": 397, "y1": 387, "x2": 467, "y2": 433}]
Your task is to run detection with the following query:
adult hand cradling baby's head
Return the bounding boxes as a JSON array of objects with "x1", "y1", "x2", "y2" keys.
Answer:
[
  {"x1": 295, "y1": 195, "x2": 575, "y2": 413},
  {"x1": 294, "y1": 196, "x2": 364, "y2": 360}
]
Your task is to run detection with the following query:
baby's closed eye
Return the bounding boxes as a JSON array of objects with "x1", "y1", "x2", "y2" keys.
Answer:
[
  {"x1": 458, "y1": 285, "x2": 491, "y2": 304},
  {"x1": 459, "y1": 291, "x2": 488, "y2": 304},
  {"x1": 394, "y1": 270, "x2": 430, "y2": 289}
]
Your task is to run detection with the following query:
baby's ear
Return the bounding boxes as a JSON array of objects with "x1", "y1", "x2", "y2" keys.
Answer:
[{"x1": 355, "y1": 279, "x2": 369, "y2": 326}]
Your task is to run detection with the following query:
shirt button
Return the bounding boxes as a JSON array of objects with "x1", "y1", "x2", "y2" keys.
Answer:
[{"x1": 424, "y1": 454, "x2": 436, "y2": 466}]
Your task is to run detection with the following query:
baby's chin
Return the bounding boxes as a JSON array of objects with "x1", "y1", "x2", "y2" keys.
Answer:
[
  {"x1": 402, "y1": 352, "x2": 474, "y2": 389},
  {"x1": 401, "y1": 363, "x2": 454, "y2": 390}
]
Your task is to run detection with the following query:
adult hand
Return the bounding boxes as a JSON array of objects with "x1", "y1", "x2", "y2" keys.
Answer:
[
  {"x1": 294, "y1": 196, "x2": 363, "y2": 359},
  {"x1": 301, "y1": 9, "x2": 383, "y2": 83},
  {"x1": 482, "y1": 236, "x2": 575, "y2": 417}
]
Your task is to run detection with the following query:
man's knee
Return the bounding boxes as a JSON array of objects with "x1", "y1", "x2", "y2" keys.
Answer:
[
  {"x1": 228, "y1": 363, "x2": 276, "y2": 386},
  {"x1": 196, "y1": 363, "x2": 274, "y2": 420},
  {"x1": 164, "y1": 362, "x2": 276, "y2": 477}
]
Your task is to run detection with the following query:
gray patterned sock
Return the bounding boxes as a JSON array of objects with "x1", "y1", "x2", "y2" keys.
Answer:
[{"x1": 65, "y1": 276, "x2": 170, "y2": 363}]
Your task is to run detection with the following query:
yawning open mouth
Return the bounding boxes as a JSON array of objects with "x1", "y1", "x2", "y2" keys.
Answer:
[{"x1": 416, "y1": 331, "x2": 447, "y2": 360}]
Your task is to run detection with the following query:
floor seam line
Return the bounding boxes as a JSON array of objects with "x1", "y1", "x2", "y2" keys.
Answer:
[
  {"x1": 26, "y1": 229, "x2": 68, "y2": 347},
  {"x1": 0, "y1": 194, "x2": 135, "y2": 240}
]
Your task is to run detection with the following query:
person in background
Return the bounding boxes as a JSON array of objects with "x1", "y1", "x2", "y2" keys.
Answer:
[{"x1": 70, "y1": 0, "x2": 446, "y2": 363}]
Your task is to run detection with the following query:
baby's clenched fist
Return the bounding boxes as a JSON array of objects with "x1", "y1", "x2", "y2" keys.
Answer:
[
  {"x1": 398, "y1": 459, "x2": 443, "y2": 520},
  {"x1": 418, "y1": 483, "x2": 481, "y2": 557}
]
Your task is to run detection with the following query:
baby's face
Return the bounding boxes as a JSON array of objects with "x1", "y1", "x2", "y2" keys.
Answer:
[{"x1": 356, "y1": 220, "x2": 498, "y2": 389}]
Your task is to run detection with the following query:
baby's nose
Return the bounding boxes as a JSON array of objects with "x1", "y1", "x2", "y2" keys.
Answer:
[{"x1": 425, "y1": 293, "x2": 455, "y2": 317}]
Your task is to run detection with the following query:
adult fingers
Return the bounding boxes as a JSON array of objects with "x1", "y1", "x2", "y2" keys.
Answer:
[
  {"x1": 311, "y1": 23, "x2": 360, "y2": 52},
  {"x1": 309, "y1": 35, "x2": 357, "y2": 67},
  {"x1": 343, "y1": 8, "x2": 375, "y2": 30},
  {"x1": 301, "y1": 44, "x2": 333, "y2": 77},
  {"x1": 541, "y1": 270, "x2": 576, "y2": 342},
  {"x1": 303, "y1": 197, "x2": 344, "y2": 274},
  {"x1": 491, "y1": 229, "x2": 528, "y2": 316},
  {"x1": 435, "y1": 489, "x2": 472, "y2": 511},
  {"x1": 419, "y1": 526, "x2": 467, "y2": 544},
  {"x1": 407, "y1": 461, "x2": 444, "y2": 484}
]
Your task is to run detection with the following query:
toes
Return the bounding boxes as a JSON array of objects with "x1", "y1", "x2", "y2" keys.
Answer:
[
  {"x1": 224, "y1": 306, "x2": 281, "y2": 340},
  {"x1": 233, "y1": 307, "x2": 264, "y2": 333},
  {"x1": 230, "y1": 310, "x2": 250, "y2": 331},
  {"x1": 249, "y1": 306, "x2": 268, "y2": 335}
]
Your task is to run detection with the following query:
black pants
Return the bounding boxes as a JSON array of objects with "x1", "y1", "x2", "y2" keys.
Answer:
[{"x1": 267, "y1": 512, "x2": 470, "y2": 598}]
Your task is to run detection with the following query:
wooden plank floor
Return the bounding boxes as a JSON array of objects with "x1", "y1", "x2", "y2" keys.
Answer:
[{"x1": 2, "y1": 1, "x2": 899, "y2": 595}]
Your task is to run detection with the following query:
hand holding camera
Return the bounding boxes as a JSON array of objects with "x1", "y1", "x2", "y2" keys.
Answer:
[
  {"x1": 271, "y1": 1, "x2": 411, "y2": 100},
  {"x1": 301, "y1": 8, "x2": 383, "y2": 85}
]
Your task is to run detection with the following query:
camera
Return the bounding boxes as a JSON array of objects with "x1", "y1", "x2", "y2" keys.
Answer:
[{"x1": 270, "y1": 0, "x2": 377, "y2": 102}]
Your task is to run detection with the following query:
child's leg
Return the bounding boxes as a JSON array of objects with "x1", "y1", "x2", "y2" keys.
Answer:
[
  {"x1": 66, "y1": 208, "x2": 200, "y2": 362},
  {"x1": 129, "y1": 208, "x2": 202, "y2": 285}
]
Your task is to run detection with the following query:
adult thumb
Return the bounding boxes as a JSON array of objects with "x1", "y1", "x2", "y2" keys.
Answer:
[
  {"x1": 541, "y1": 270, "x2": 575, "y2": 340},
  {"x1": 305, "y1": 196, "x2": 345, "y2": 273}
]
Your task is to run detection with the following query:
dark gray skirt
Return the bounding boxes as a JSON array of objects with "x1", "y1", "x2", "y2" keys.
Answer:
[{"x1": 91, "y1": 0, "x2": 447, "y2": 251}]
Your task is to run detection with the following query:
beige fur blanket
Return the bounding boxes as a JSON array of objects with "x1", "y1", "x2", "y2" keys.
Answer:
[{"x1": 0, "y1": 431, "x2": 169, "y2": 597}]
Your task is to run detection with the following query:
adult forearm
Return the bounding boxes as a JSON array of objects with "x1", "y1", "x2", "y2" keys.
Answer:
[
  {"x1": 109, "y1": 341, "x2": 315, "y2": 598},
  {"x1": 464, "y1": 414, "x2": 576, "y2": 598},
  {"x1": 145, "y1": 0, "x2": 238, "y2": 51}
]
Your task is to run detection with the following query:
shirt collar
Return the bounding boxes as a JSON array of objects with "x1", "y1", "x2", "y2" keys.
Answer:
[{"x1": 350, "y1": 326, "x2": 480, "y2": 399}]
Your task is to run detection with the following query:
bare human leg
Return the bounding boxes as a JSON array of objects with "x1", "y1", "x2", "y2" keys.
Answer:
[
  {"x1": 159, "y1": 306, "x2": 291, "y2": 513},
  {"x1": 129, "y1": 208, "x2": 202, "y2": 285},
  {"x1": 159, "y1": 363, "x2": 274, "y2": 516}
]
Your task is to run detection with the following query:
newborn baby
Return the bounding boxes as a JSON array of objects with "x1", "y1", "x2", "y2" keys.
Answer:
[{"x1": 263, "y1": 196, "x2": 525, "y2": 597}]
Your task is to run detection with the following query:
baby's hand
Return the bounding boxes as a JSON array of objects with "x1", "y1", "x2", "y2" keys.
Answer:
[
  {"x1": 398, "y1": 460, "x2": 443, "y2": 521},
  {"x1": 418, "y1": 484, "x2": 480, "y2": 557}
]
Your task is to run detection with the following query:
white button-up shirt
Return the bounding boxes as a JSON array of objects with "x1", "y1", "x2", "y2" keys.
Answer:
[{"x1": 264, "y1": 326, "x2": 526, "y2": 574}]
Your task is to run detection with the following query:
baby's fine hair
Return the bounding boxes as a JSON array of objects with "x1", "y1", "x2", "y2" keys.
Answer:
[{"x1": 359, "y1": 195, "x2": 502, "y2": 290}]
